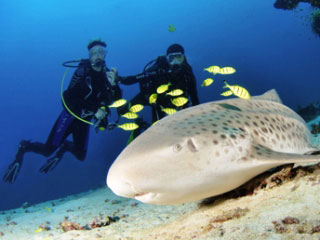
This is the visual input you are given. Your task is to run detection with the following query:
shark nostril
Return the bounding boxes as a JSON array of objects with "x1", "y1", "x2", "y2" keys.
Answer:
[{"x1": 187, "y1": 138, "x2": 198, "y2": 152}]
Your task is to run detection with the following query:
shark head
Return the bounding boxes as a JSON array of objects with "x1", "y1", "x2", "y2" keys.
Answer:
[
  {"x1": 107, "y1": 90, "x2": 320, "y2": 205},
  {"x1": 107, "y1": 104, "x2": 259, "y2": 204}
]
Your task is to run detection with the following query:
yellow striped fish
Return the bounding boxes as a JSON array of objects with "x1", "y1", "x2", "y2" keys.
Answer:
[
  {"x1": 161, "y1": 108, "x2": 177, "y2": 115},
  {"x1": 109, "y1": 99, "x2": 127, "y2": 108},
  {"x1": 129, "y1": 104, "x2": 144, "y2": 113},
  {"x1": 117, "y1": 123, "x2": 139, "y2": 131},
  {"x1": 223, "y1": 81, "x2": 250, "y2": 100},
  {"x1": 152, "y1": 120, "x2": 159, "y2": 125},
  {"x1": 219, "y1": 67, "x2": 236, "y2": 75},
  {"x1": 220, "y1": 90, "x2": 233, "y2": 97},
  {"x1": 157, "y1": 83, "x2": 171, "y2": 94},
  {"x1": 121, "y1": 112, "x2": 139, "y2": 119},
  {"x1": 149, "y1": 93, "x2": 158, "y2": 104},
  {"x1": 201, "y1": 78, "x2": 214, "y2": 87},
  {"x1": 171, "y1": 97, "x2": 188, "y2": 107},
  {"x1": 35, "y1": 227, "x2": 43, "y2": 233},
  {"x1": 204, "y1": 66, "x2": 220, "y2": 74},
  {"x1": 166, "y1": 89, "x2": 184, "y2": 96}
]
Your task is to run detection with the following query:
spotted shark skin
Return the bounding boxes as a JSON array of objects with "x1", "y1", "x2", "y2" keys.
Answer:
[{"x1": 107, "y1": 89, "x2": 320, "y2": 205}]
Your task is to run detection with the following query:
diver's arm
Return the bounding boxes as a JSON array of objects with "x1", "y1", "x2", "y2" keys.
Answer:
[{"x1": 118, "y1": 75, "x2": 140, "y2": 85}]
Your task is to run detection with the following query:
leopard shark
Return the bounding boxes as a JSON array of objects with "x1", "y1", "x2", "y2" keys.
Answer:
[{"x1": 107, "y1": 89, "x2": 320, "y2": 205}]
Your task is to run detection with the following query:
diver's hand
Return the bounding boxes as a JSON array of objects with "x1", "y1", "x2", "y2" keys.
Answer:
[
  {"x1": 94, "y1": 108, "x2": 108, "y2": 131},
  {"x1": 95, "y1": 108, "x2": 107, "y2": 120},
  {"x1": 107, "y1": 68, "x2": 118, "y2": 86}
]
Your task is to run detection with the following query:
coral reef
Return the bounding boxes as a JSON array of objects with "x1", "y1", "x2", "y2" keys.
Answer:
[
  {"x1": 59, "y1": 214, "x2": 120, "y2": 232},
  {"x1": 273, "y1": 0, "x2": 320, "y2": 36},
  {"x1": 311, "y1": 122, "x2": 320, "y2": 134},
  {"x1": 312, "y1": 9, "x2": 320, "y2": 36},
  {"x1": 274, "y1": 0, "x2": 320, "y2": 10},
  {"x1": 296, "y1": 101, "x2": 320, "y2": 122}
]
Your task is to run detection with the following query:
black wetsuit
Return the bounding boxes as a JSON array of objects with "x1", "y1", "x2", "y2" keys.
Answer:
[
  {"x1": 21, "y1": 59, "x2": 121, "y2": 162},
  {"x1": 119, "y1": 56, "x2": 199, "y2": 140}
]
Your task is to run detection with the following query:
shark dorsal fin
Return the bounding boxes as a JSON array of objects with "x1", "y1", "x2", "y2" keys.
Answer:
[{"x1": 252, "y1": 89, "x2": 282, "y2": 104}]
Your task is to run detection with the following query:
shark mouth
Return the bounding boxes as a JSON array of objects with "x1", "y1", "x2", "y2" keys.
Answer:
[{"x1": 134, "y1": 192, "x2": 158, "y2": 202}]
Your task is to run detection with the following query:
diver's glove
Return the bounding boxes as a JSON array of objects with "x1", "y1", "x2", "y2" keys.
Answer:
[
  {"x1": 94, "y1": 107, "x2": 108, "y2": 132},
  {"x1": 107, "y1": 68, "x2": 118, "y2": 86}
]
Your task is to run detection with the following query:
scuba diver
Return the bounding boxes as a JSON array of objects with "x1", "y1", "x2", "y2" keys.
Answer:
[
  {"x1": 3, "y1": 39, "x2": 122, "y2": 184},
  {"x1": 119, "y1": 43, "x2": 200, "y2": 142}
]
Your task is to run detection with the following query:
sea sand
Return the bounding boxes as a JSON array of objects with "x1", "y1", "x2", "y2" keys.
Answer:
[{"x1": 1, "y1": 118, "x2": 320, "y2": 240}]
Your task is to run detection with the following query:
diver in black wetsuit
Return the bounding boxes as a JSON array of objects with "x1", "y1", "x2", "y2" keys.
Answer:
[
  {"x1": 119, "y1": 43, "x2": 200, "y2": 142},
  {"x1": 3, "y1": 39, "x2": 121, "y2": 184}
]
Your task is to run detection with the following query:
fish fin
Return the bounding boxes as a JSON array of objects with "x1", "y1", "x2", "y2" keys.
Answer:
[
  {"x1": 248, "y1": 144, "x2": 320, "y2": 166},
  {"x1": 251, "y1": 89, "x2": 282, "y2": 104}
]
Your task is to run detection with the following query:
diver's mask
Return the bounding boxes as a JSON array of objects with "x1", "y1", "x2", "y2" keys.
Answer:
[
  {"x1": 166, "y1": 52, "x2": 185, "y2": 66},
  {"x1": 89, "y1": 46, "x2": 107, "y2": 71}
]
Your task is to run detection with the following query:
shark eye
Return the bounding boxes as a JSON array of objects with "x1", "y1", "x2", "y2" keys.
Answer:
[{"x1": 173, "y1": 144, "x2": 182, "y2": 152}]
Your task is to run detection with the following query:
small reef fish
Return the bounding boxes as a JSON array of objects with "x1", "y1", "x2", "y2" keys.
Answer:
[
  {"x1": 161, "y1": 108, "x2": 177, "y2": 115},
  {"x1": 201, "y1": 78, "x2": 214, "y2": 87},
  {"x1": 166, "y1": 89, "x2": 184, "y2": 96},
  {"x1": 171, "y1": 97, "x2": 189, "y2": 107},
  {"x1": 35, "y1": 227, "x2": 43, "y2": 233},
  {"x1": 223, "y1": 80, "x2": 250, "y2": 100},
  {"x1": 157, "y1": 83, "x2": 171, "y2": 94},
  {"x1": 219, "y1": 67, "x2": 236, "y2": 75},
  {"x1": 121, "y1": 112, "x2": 139, "y2": 119},
  {"x1": 109, "y1": 99, "x2": 127, "y2": 108},
  {"x1": 220, "y1": 90, "x2": 233, "y2": 97},
  {"x1": 149, "y1": 93, "x2": 158, "y2": 104},
  {"x1": 118, "y1": 123, "x2": 139, "y2": 131},
  {"x1": 168, "y1": 24, "x2": 176, "y2": 32},
  {"x1": 45, "y1": 206, "x2": 53, "y2": 213},
  {"x1": 204, "y1": 66, "x2": 220, "y2": 74},
  {"x1": 129, "y1": 104, "x2": 144, "y2": 113}
]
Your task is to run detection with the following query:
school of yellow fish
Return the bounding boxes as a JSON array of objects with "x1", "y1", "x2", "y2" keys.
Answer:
[
  {"x1": 202, "y1": 65, "x2": 251, "y2": 100},
  {"x1": 106, "y1": 65, "x2": 249, "y2": 132}
]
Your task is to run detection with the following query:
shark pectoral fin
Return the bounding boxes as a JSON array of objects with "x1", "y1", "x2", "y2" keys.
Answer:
[{"x1": 251, "y1": 144, "x2": 320, "y2": 165}]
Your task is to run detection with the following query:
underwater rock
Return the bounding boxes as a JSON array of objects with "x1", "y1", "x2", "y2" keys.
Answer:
[
  {"x1": 89, "y1": 214, "x2": 120, "y2": 229},
  {"x1": 60, "y1": 221, "x2": 84, "y2": 232},
  {"x1": 21, "y1": 202, "x2": 31, "y2": 209},
  {"x1": 282, "y1": 216, "x2": 300, "y2": 224},
  {"x1": 296, "y1": 101, "x2": 320, "y2": 122},
  {"x1": 312, "y1": 10, "x2": 320, "y2": 36},
  {"x1": 274, "y1": 0, "x2": 300, "y2": 10},
  {"x1": 311, "y1": 123, "x2": 320, "y2": 134},
  {"x1": 274, "y1": 0, "x2": 320, "y2": 9}
]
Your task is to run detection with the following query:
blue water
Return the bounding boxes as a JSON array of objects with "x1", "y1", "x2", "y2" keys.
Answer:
[{"x1": 0, "y1": 0, "x2": 319, "y2": 210}]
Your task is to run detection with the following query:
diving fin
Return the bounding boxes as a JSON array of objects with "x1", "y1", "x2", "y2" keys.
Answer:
[
  {"x1": 39, "y1": 156, "x2": 62, "y2": 173},
  {"x1": 3, "y1": 140, "x2": 30, "y2": 184},
  {"x1": 3, "y1": 161, "x2": 22, "y2": 184}
]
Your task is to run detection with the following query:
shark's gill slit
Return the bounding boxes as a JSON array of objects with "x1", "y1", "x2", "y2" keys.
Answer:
[{"x1": 187, "y1": 138, "x2": 198, "y2": 152}]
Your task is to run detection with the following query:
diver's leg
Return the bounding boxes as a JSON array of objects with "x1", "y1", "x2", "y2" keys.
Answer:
[
  {"x1": 70, "y1": 121, "x2": 90, "y2": 161},
  {"x1": 39, "y1": 110, "x2": 75, "y2": 173},
  {"x1": 40, "y1": 119, "x2": 90, "y2": 174},
  {"x1": 2, "y1": 110, "x2": 74, "y2": 183}
]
